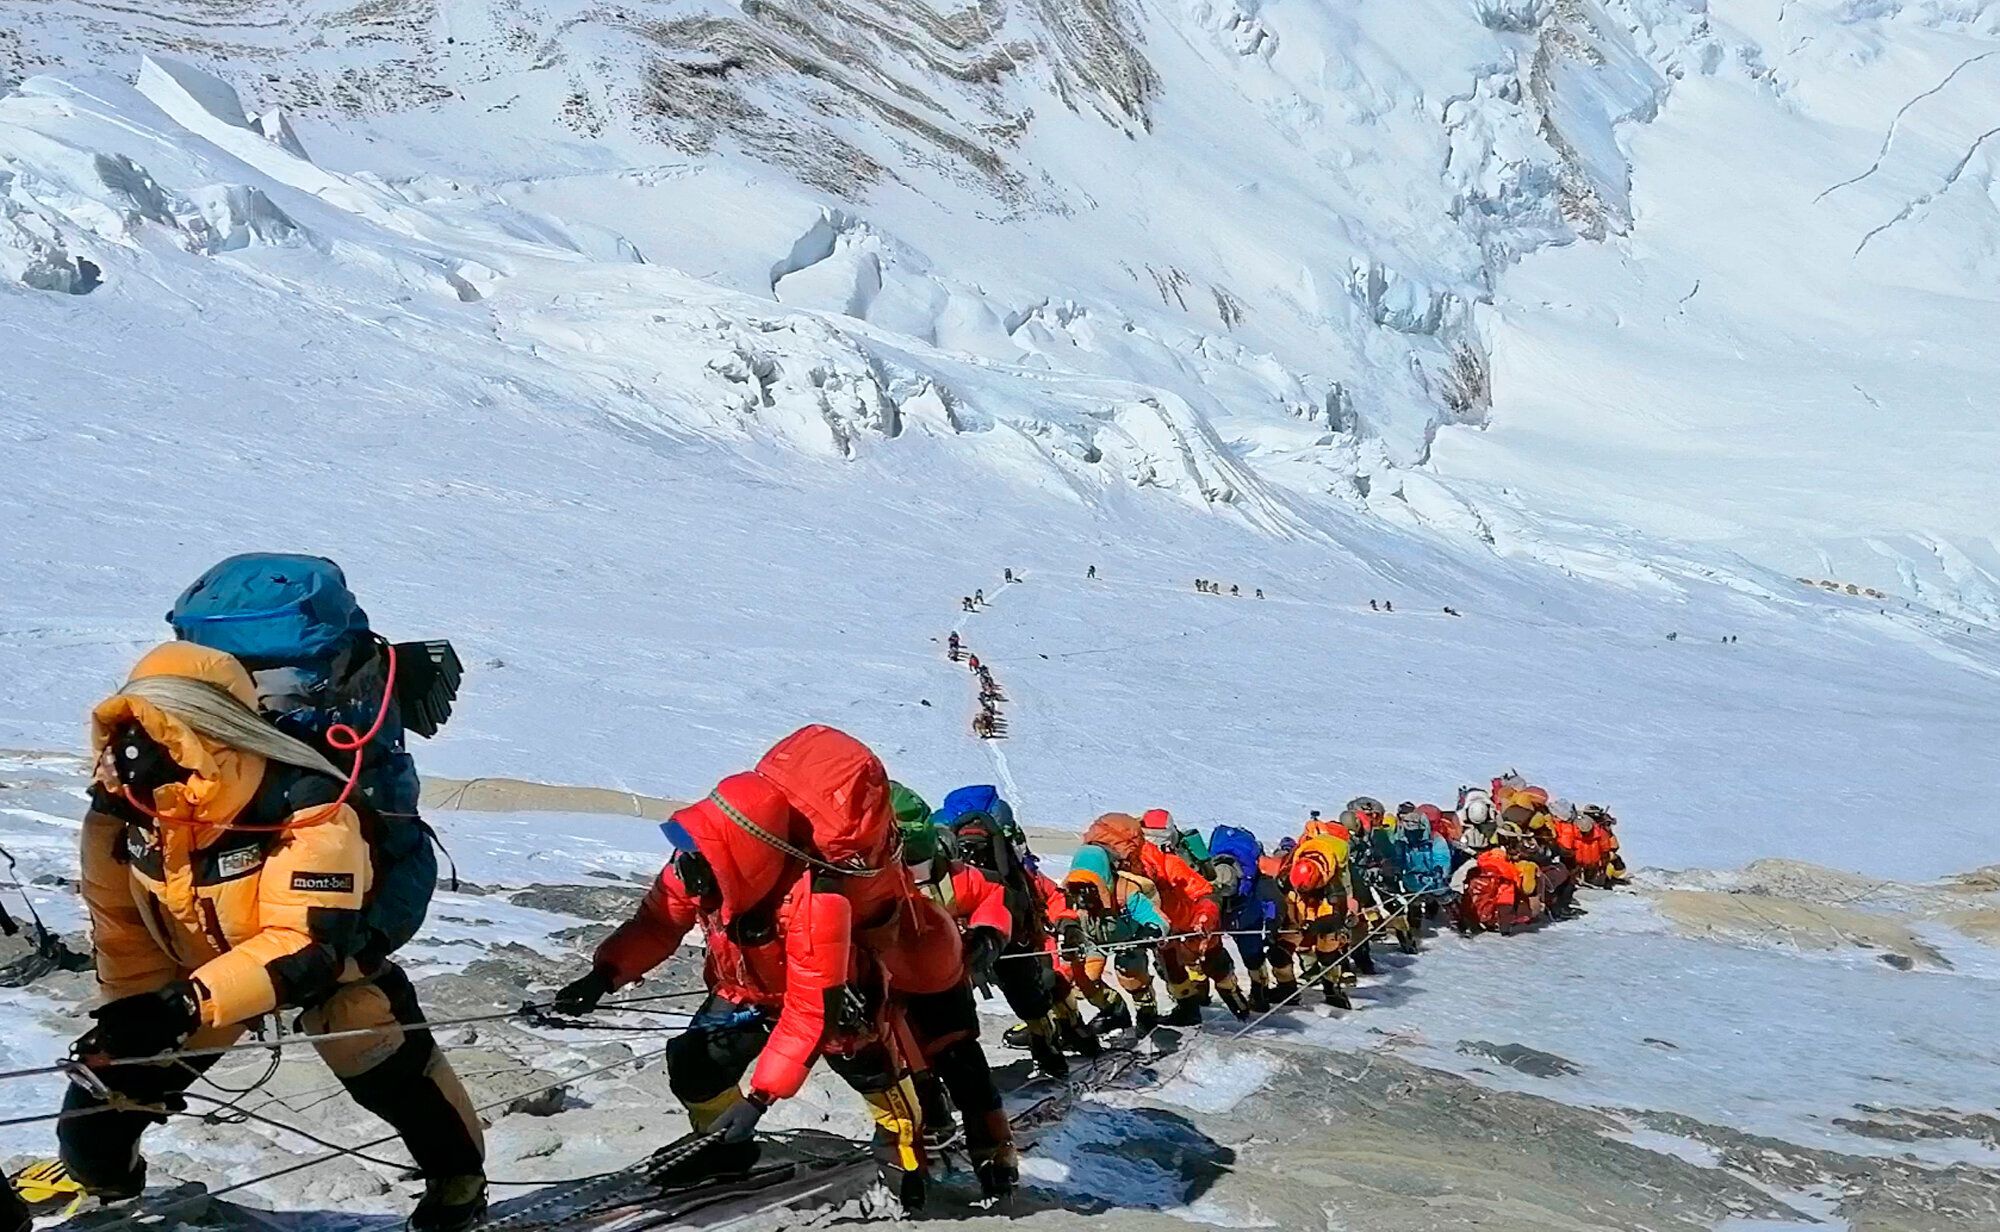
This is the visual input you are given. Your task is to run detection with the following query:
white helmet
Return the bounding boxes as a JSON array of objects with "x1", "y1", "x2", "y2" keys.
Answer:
[
  {"x1": 1461, "y1": 789, "x2": 1493, "y2": 826},
  {"x1": 1550, "y1": 798, "x2": 1578, "y2": 821}
]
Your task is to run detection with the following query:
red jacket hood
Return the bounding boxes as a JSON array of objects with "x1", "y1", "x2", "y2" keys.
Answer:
[
  {"x1": 755, "y1": 725, "x2": 896, "y2": 869},
  {"x1": 672, "y1": 771, "x2": 807, "y2": 921}
]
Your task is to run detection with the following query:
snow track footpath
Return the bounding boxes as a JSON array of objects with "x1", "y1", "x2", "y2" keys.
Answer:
[{"x1": 944, "y1": 572, "x2": 1024, "y2": 798}]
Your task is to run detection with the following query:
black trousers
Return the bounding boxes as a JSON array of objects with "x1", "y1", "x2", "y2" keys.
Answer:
[
  {"x1": 898, "y1": 984, "x2": 1014, "y2": 1166},
  {"x1": 60, "y1": 965, "x2": 482, "y2": 1189},
  {"x1": 992, "y1": 942, "x2": 1057, "y2": 1023}
]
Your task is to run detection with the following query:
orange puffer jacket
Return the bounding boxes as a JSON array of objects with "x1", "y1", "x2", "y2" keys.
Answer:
[
  {"x1": 82, "y1": 644, "x2": 373, "y2": 1031},
  {"x1": 1135, "y1": 842, "x2": 1218, "y2": 934},
  {"x1": 920, "y1": 861, "x2": 1015, "y2": 938}
]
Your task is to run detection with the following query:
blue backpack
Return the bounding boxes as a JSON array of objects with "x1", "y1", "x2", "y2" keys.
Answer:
[
  {"x1": 1208, "y1": 825, "x2": 1262, "y2": 880},
  {"x1": 935, "y1": 784, "x2": 1018, "y2": 837},
  {"x1": 169, "y1": 553, "x2": 461, "y2": 961}
]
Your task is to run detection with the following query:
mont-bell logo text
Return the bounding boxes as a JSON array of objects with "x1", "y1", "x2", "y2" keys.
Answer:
[{"x1": 290, "y1": 871, "x2": 355, "y2": 894}]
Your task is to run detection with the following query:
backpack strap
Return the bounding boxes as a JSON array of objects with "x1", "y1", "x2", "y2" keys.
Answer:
[{"x1": 246, "y1": 764, "x2": 385, "y2": 845}]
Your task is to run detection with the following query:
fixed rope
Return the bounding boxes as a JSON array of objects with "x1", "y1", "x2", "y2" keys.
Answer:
[
  {"x1": 1230, "y1": 890, "x2": 1418, "y2": 1039},
  {"x1": 0, "y1": 985, "x2": 710, "y2": 1083}
]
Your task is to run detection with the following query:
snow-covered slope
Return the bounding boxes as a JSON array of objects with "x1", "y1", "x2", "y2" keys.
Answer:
[
  {"x1": 4, "y1": 0, "x2": 2000, "y2": 1226},
  {"x1": 8, "y1": 0, "x2": 1995, "y2": 617}
]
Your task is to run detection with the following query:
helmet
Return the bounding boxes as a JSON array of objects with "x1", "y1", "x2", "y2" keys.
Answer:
[
  {"x1": 1460, "y1": 789, "x2": 1492, "y2": 825},
  {"x1": 1576, "y1": 814, "x2": 1598, "y2": 834},
  {"x1": 1346, "y1": 796, "x2": 1385, "y2": 821},
  {"x1": 1141, "y1": 808, "x2": 1172, "y2": 832},
  {"x1": 1549, "y1": 798, "x2": 1578, "y2": 821},
  {"x1": 889, "y1": 781, "x2": 932, "y2": 828},
  {"x1": 1581, "y1": 804, "x2": 1612, "y2": 824},
  {"x1": 1288, "y1": 858, "x2": 1329, "y2": 893}
]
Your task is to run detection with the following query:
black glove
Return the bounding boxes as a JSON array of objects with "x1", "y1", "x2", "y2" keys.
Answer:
[
  {"x1": 964, "y1": 928, "x2": 1003, "y2": 987},
  {"x1": 78, "y1": 981, "x2": 199, "y2": 1061},
  {"x1": 710, "y1": 1091, "x2": 770, "y2": 1143},
  {"x1": 553, "y1": 965, "x2": 615, "y2": 1016},
  {"x1": 1057, "y1": 921, "x2": 1087, "y2": 953}
]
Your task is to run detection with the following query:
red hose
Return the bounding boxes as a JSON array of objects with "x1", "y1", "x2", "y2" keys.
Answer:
[{"x1": 124, "y1": 641, "x2": 398, "y2": 833}]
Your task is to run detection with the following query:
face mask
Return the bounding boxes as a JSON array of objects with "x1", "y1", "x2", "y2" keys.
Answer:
[
  {"x1": 907, "y1": 856, "x2": 936, "y2": 884},
  {"x1": 960, "y1": 837, "x2": 998, "y2": 873},
  {"x1": 110, "y1": 721, "x2": 192, "y2": 796},
  {"x1": 674, "y1": 849, "x2": 720, "y2": 904},
  {"x1": 1212, "y1": 861, "x2": 1242, "y2": 898}
]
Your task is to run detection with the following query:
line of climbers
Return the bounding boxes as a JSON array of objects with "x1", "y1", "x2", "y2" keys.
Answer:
[
  {"x1": 1194, "y1": 579, "x2": 1262, "y2": 598},
  {"x1": 947, "y1": 630, "x2": 1008, "y2": 740},
  {"x1": 0, "y1": 554, "x2": 1630, "y2": 1232},
  {"x1": 1448, "y1": 777, "x2": 1628, "y2": 933}
]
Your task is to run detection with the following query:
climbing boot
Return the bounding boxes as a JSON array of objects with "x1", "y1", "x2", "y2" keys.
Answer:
[
  {"x1": 1001, "y1": 1023, "x2": 1033, "y2": 1050},
  {"x1": 1027, "y1": 1032, "x2": 1070, "y2": 1079},
  {"x1": 1087, "y1": 1001, "x2": 1131, "y2": 1038},
  {"x1": 410, "y1": 1175, "x2": 488, "y2": 1232},
  {"x1": 11, "y1": 1159, "x2": 110, "y2": 1215},
  {"x1": 1165, "y1": 997, "x2": 1203, "y2": 1027},
  {"x1": 3, "y1": 1179, "x2": 30, "y2": 1232},
  {"x1": 1247, "y1": 982, "x2": 1271, "y2": 1014},
  {"x1": 1269, "y1": 978, "x2": 1299, "y2": 1007},
  {"x1": 1052, "y1": 1006, "x2": 1101, "y2": 1057},
  {"x1": 1217, "y1": 984, "x2": 1251, "y2": 1022},
  {"x1": 1321, "y1": 980, "x2": 1351, "y2": 1011},
  {"x1": 882, "y1": 1164, "x2": 927, "y2": 1214},
  {"x1": 975, "y1": 1157, "x2": 1019, "y2": 1201}
]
